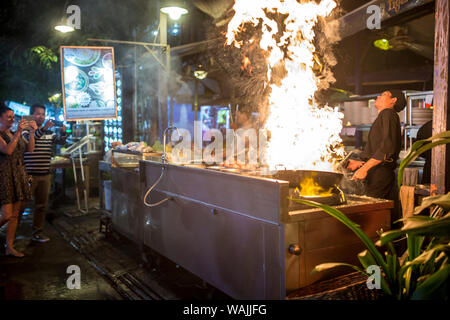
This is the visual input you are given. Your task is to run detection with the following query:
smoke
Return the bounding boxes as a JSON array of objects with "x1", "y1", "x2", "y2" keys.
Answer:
[
  {"x1": 335, "y1": 149, "x2": 367, "y2": 196},
  {"x1": 314, "y1": 9, "x2": 342, "y2": 98},
  {"x1": 136, "y1": 48, "x2": 186, "y2": 100},
  {"x1": 338, "y1": 171, "x2": 367, "y2": 196},
  {"x1": 206, "y1": 0, "x2": 346, "y2": 122}
]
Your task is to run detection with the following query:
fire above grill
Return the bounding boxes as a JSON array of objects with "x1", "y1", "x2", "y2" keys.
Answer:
[
  {"x1": 253, "y1": 168, "x2": 347, "y2": 209},
  {"x1": 214, "y1": 165, "x2": 348, "y2": 208},
  {"x1": 211, "y1": 163, "x2": 343, "y2": 189},
  {"x1": 184, "y1": 163, "x2": 347, "y2": 207},
  {"x1": 288, "y1": 187, "x2": 347, "y2": 211},
  {"x1": 270, "y1": 169, "x2": 343, "y2": 190}
]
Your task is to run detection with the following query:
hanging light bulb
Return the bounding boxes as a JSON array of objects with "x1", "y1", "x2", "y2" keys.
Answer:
[
  {"x1": 55, "y1": 1, "x2": 75, "y2": 33},
  {"x1": 55, "y1": 24, "x2": 75, "y2": 33},
  {"x1": 160, "y1": 0, "x2": 188, "y2": 20},
  {"x1": 194, "y1": 64, "x2": 208, "y2": 80}
]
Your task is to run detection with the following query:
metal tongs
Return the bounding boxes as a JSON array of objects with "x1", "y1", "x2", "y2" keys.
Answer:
[{"x1": 336, "y1": 150, "x2": 357, "y2": 172}]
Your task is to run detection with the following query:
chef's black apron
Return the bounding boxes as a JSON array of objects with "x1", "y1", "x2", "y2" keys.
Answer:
[
  {"x1": 364, "y1": 164, "x2": 402, "y2": 227},
  {"x1": 365, "y1": 165, "x2": 395, "y2": 200}
]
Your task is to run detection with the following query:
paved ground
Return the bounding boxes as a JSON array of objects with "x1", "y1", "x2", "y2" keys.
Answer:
[
  {"x1": 1, "y1": 198, "x2": 377, "y2": 302},
  {"x1": 0, "y1": 209, "x2": 121, "y2": 299},
  {"x1": 0, "y1": 199, "x2": 231, "y2": 300}
]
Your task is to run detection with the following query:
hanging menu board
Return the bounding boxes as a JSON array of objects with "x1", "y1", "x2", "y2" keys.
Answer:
[{"x1": 60, "y1": 46, "x2": 117, "y2": 121}]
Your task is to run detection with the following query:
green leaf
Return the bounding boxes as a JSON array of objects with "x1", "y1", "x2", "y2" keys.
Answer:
[
  {"x1": 403, "y1": 215, "x2": 436, "y2": 228},
  {"x1": 431, "y1": 252, "x2": 446, "y2": 273},
  {"x1": 438, "y1": 256, "x2": 449, "y2": 271},
  {"x1": 398, "y1": 133, "x2": 450, "y2": 189},
  {"x1": 311, "y1": 262, "x2": 366, "y2": 275},
  {"x1": 417, "y1": 274, "x2": 431, "y2": 283},
  {"x1": 405, "y1": 244, "x2": 449, "y2": 267},
  {"x1": 413, "y1": 193, "x2": 450, "y2": 215},
  {"x1": 358, "y1": 250, "x2": 377, "y2": 269},
  {"x1": 411, "y1": 265, "x2": 450, "y2": 300},
  {"x1": 407, "y1": 236, "x2": 425, "y2": 261},
  {"x1": 380, "y1": 216, "x2": 450, "y2": 245},
  {"x1": 29, "y1": 45, "x2": 58, "y2": 69},
  {"x1": 358, "y1": 250, "x2": 393, "y2": 295},
  {"x1": 403, "y1": 267, "x2": 412, "y2": 298}
]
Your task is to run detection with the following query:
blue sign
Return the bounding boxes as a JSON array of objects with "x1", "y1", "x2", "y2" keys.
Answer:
[{"x1": 8, "y1": 101, "x2": 30, "y2": 116}]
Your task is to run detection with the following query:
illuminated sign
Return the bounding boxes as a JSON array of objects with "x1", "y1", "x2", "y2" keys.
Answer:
[
  {"x1": 60, "y1": 46, "x2": 117, "y2": 121},
  {"x1": 8, "y1": 101, "x2": 30, "y2": 116}
]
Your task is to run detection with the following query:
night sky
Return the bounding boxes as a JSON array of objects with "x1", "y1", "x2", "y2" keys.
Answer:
[{"x1": 0, "y1": 0, "x2": 435, "y2": 104}]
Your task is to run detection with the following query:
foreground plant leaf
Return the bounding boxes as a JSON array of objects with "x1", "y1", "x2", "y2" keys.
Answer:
[
  {"x1": 312, "y1": 262, "x2": 366, "y2": 275},
  {"x1": 380, "y1": 217, "x2": 450, "y2": 245},
  {"x1": 411, "y1": 265, "x2": 450, "y2": 300},
  {"x1": 413, "y1": 193, "x2": 450, "y2": 215},
  {"x1": 398, "y1": 131, "x2": 450, "y2": 190}
]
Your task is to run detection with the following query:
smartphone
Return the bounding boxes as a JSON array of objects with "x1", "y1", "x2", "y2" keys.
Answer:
[
  {"x1": 52, "y1": 120, "x2": 65, "y2": 127},
  {"x1": 21, "y1": 115, "x2": 34, "y2": 130}
]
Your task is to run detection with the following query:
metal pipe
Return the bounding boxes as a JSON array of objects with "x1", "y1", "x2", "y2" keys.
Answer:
[
  {"x1": 87, "y1": 38, "x2": 169, "y2": 47},
  {"x1": 143, "y1": 167, "x2": 170, "y2": 208},
  {"x1": 143, "y1": 126, "x2": 181, "y2": 208}
]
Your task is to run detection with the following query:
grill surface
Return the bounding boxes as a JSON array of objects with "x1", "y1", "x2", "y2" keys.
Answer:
[{"x1": 288, "y1": 187, "x2": 347, "y2": 210}]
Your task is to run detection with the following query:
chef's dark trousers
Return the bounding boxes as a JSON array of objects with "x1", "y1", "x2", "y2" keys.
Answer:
[
  {"x1": 365, "y1": 165, "x2": 395, "y2": 199},
  {"x1": 365, "y1": 165, "x2": 402, "y2": 228}
]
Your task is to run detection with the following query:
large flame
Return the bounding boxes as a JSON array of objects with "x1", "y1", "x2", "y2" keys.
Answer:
[
  {"x1": 295, "y1": 177, "x2": 333, "y2": 197},
  {"x1": 226, "y1": 0, "x2": 345, "y2": 171}
]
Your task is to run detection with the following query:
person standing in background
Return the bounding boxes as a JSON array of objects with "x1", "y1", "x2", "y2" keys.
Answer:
[
  {"x1": 22, "y1": 104, "x2": 67, "y2": 243},
  {"x1": 0, "y1": 103, "x2": 37, "y2": 257}
]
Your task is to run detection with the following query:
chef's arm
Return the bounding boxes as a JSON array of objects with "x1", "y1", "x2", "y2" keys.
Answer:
[
  {"x1": 351, "y1": 158, "x2": 382, "y2": 180},
  {"x1": 359, "y1": 158, "x2": 382, "y2": 173}
]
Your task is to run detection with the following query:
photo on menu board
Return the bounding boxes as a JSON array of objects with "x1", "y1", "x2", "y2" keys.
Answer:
[{"x1": 60, "y1": 46, "x2": 117, "y2": 121}]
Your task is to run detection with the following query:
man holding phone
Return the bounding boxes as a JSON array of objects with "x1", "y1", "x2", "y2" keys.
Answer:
[
  {"x1": 22, "y1": 104, "x2": 67, "y2": 242},
  {"x1": 22, "y1": 115, "x2": 35, "y2": 131}
]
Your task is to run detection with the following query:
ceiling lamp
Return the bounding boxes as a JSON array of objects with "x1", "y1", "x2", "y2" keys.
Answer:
[
  {"x1": 55, "y1": 17, "x2": 75, "y2": 33},
  {"x1": 194, "y1": 64, "x2": 208, "y2": 80},
  {"x1": 55, "y1": 25, "x2": 75, "y2": 33},
  {"x1": 374, "y1": 38, "x2": 392, "y2": 51},
  {"x1": 55, "y1": 1, "x2": 76, "y2": 33},
  {"x1": 160, "y1": 0, "x2": 188, "y2": 20}
]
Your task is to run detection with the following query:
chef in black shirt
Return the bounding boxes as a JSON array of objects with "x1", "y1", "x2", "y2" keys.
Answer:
[{"x1": 347, "y1": 90, "x2": 406, "y2": 201}]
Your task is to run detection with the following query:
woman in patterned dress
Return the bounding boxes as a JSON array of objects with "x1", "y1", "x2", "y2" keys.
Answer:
[{"x1": 0, "y1": 104, "x2": 36, "y2": 257}]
